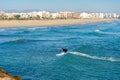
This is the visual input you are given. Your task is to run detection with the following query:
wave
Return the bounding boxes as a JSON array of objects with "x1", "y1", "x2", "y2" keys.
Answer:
[
  {"x1": 69, "y1": 52, "x2": 120, "y2": 62},
  {"x1": 0, "y1": 29, "x2": 6, "y2": 32},
  {"x1": 0, "y1": 28, "x2": 36, "y2": 34},
  {"x1": 0, "y1": 38, "x2": 60, "y2": 44},
  {"x1": 0, "y1": 39, "x2": 38, "y2": 44},
  {"x1": 95, "y1": 29, "x2": 120, "y2": 35},
  {"x1": 95, "y1": 29, "x2": 102, "y2": 33},
  {"x1": 11, "y1": 39, "x2": 32, "y2": 43},
  {"x1": 27, "y1": 27, "x2": 48, "y2": 31},
  {"x1": 0, "y1": 34, "x2": 10, "y2": 37},
  {"x1": 27, "y1": 27, "x2": 40, "y2": 31}
]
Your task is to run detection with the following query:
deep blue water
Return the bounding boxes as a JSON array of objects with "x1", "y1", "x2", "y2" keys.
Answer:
[{"x1": 0, "y1": 20, "x2": 120, "y2": 80}]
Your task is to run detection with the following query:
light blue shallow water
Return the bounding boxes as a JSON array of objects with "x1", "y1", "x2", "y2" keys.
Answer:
[{"x1": 0, "y1": 20, "x2": 120, "y2": 80}]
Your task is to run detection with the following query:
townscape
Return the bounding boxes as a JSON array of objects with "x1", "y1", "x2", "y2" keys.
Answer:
[{"x1": 0, "y1": 10, "x2": 119, "y2": 20}]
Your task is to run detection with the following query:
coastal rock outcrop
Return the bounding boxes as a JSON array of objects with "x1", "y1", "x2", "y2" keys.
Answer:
[{"x1": 0, "y1": 69, "x2": 21, "y2": 80}]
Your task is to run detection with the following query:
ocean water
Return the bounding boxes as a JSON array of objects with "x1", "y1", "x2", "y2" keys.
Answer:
[{"x1": 0, "y1": 20, "x2": 120, "y2": 80}]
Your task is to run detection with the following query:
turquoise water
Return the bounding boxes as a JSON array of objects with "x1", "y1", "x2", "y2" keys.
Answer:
[{"x1": 0, "y1": 20, "x2": 120, "y2": 80}]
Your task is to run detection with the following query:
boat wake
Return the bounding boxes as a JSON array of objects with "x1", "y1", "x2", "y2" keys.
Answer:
[
  {"x1": 69, "y1": 52, "x2": 120, "y2": 62},
  {"x1": 56, "y1": 51, "x2": 120, "y2": 62},
  {"x1": 56, "y1": 52, "x2": 67, "y2": 57}
]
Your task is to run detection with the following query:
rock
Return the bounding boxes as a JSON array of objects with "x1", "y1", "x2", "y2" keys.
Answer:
[
  {"x1": 13, "y1": 76, "x2": 22, "y2": 80},
  {"x1": 0, "y1": 69, "x2": 21, "y2": 80}
]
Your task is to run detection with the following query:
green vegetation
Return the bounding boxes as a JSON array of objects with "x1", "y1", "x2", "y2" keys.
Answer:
[
  {"x1": 14, "y1": 15, "x2": 21, "y2": 20},
  {"x1": 0, "y1": 15, "x2": 7, "y2": 20},
  {"x1": 118, "y1": 16, "x2": 120, "y2": 19}
]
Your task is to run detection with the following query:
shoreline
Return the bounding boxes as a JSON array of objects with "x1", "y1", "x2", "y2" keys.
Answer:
[{"x1": 0, "y1": 19, "x2": 115, "y2": 28}]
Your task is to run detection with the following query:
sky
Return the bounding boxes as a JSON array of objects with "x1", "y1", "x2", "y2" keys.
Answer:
[{"x1": 0, "y1": 0, "x2": 120, "y2": 14}]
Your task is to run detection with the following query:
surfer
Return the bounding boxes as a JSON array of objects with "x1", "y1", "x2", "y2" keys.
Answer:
[
  {"x1": 62, "y1": 48, "x2": 68, "y2": 53},
  {"x1": 56, "y1": 48, "x2": 68, "y2": 56}
]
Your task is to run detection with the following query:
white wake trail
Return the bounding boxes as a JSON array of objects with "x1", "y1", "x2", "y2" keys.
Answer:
[
  {"x1": 69, "y1": 52, "x2": 120, "y2": 62},
  {"x1": 56, "y1": 52, "x2": 67, "y2": 57}
]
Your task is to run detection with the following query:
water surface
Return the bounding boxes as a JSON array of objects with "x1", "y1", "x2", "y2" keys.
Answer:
[{"x1": 0, "y1": 20, "x2": 120, "y2": 80}]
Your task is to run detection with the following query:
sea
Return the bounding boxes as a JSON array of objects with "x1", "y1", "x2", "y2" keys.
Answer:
[{"x1": 0, "y1": 20, "x2": 120, "y2": 80}]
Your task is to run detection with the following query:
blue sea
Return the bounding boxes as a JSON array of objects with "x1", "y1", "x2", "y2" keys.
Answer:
[{"x1": 0, "y1": 20, "x2": 120, "y2": 80}]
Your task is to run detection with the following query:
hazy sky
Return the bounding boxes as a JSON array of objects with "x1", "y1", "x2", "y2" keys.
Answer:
[{"x1": 0, "y1": 0, "x2": 120, "y2": 13}]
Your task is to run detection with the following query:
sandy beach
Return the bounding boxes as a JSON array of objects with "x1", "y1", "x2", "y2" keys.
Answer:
[{"x1": 0, "y1": 19, "x2": 114, "y2": 28}]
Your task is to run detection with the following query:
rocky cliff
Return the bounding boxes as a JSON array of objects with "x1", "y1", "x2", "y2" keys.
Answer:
[{"x1": 0, "y1": 69, "x2": 21, "y2": 80}]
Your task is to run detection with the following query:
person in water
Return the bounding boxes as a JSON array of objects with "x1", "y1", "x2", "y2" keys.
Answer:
[{"x1": 62, "y1": 48, "x2": 68, "y2": 53}]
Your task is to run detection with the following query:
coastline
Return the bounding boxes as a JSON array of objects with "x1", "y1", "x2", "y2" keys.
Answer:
[{"x1": 0, "y1": 19, "x2": 115, "y2": 28}]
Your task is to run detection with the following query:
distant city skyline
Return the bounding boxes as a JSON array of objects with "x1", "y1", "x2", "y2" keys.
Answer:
[{"x1": 0, "y1": 0, "x2": 120, "y2": 14}]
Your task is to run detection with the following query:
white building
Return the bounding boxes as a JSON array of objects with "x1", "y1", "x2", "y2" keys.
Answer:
[
  {"x1": 112, "y1": 13, "x2": 117, "y2": 18},
  {"x1": 99, "y1": 13, "x2": 104, "y2": 18},
  {"x1": 51, "y1": 13, "x2": 59, "y2": 19},
  {"x1": 80, "y1": 12, "x2": 89, "y2": 18}
]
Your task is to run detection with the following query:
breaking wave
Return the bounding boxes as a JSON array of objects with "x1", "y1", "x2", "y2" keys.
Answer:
[
  {"x1": 0, "y1": 29, "x2": 6, "y2": 32},
  {"x1": 95, "y1": 29, "x2": 120, "y2": 35}
]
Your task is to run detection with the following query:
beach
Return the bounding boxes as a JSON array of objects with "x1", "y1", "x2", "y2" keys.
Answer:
[{"x1": 0, "y1": 19, "x2": 114, "y2": 28}]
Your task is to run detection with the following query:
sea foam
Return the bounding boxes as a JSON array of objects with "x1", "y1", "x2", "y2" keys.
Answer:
[
  {"x1": 95, "y1": 29, "x2": 120, "y2": 35},
  {"x1": 0, "y1": 29, "x2": 6, "y2": 32}
]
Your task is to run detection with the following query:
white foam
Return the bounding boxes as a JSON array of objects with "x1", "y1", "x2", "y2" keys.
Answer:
[
  {"x1": 95, "y1": 29, "x2": 120, "y2": 35},
  {"x1": 28, "y1": 27, "x2": 38, "y2": 30},
  {"x1": 69, "y1": 52, "x2": 120, "y2": 62},
  {"x1": 27, "y1": 27, "x2": 48, "y2": 31},
  {"x1": 0, "y1": 29, "x2": 5, "y2": 32},
  {"x1": 104, "y1": 32, "x2": 120, "y2": 35},
  {"x1": 56, "y1": 52, "x2": 67, "y2": 57},
  {"x1": 95, "y1": 29, "x2": 101, "y2": 33}
]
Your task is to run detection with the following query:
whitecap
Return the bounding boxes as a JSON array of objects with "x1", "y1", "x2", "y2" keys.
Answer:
[
  {"x1": 27, "y1": 27, "x2": 38, "y2": 31},
  {"x1": 0, "y1": 29, "x2": 6, "y2": 32},
  {"x1": 95, "y1": 29, "x2": 102, "y2": 33},
  {"x1": 95, "y1": 29, "x2": 120, "y2": 35}
]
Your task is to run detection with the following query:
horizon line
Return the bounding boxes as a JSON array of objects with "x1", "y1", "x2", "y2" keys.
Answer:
[{"x1": 1, "y1": 9, "x2": 119, "y2": 14}]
